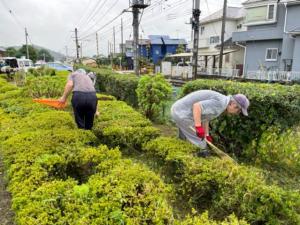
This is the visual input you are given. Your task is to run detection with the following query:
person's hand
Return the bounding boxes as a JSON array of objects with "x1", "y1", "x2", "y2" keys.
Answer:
[
  {"x1": 195, "y1": 126, "x2": 205, "y2": 138},
  {"x1": 58, "y1": 96, "x2": 66, "y2": 104},
  {"x1": 206, "y1": 135, "x2": 213, "y2": 143}
]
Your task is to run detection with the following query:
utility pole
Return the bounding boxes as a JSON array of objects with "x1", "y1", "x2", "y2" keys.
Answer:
[
  {"x1": 113, "y1": 26, "x2": 116, "y2": 55},
  {"x1": 107, "y1": 40, "x2": 110, "y2": 57},
  {"x1": 192, "y1": 0, "x2": 201, "y2": 79},
  {"x1": 219, "y1": 0, "x2": 227, "y2": 71},
  {"x1": 75, "y1": 28, "x2": 80, "y2": 61},
  {"x1": 80, "y1": 42, "x2": 83, "y2": 59},
  {"x1": 132, "y1": 7, "x2": 140, "y2": 75},
  {"x1": 96, "y1": 32, "x2": 99, "y2": 57},
  {"x1": 65, "y1": 46, "x2": 68, "y2": 59},
  {"x1": 121, "y1": 18, "x2": 124, "y2": 56},
  {"x1": 129, "y1": 1, "x2": 150, "y2": 75},
  {"x1": 110, "y1": 42, "x2": 113, "y2": 68},
  {"x1": 25, "y1": 28, "x2": 29, "y2": 59}
]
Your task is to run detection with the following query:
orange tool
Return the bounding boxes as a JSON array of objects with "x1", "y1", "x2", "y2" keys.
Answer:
[{"x1": 33, "y1": 99, "x2": 67, "y2": 109}]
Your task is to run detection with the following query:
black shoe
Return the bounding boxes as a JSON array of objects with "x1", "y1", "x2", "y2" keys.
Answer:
[{"x1": 197, "y1": 149, "x2": 211, "y2": 158}]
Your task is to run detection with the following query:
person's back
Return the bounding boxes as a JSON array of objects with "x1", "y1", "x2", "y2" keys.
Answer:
[
  {"x1": 171, "y1": 90, "x2": 230, "y2": 122},
  {"x1": 68, "y1": 71, "x2": 96, "y2": 93}
]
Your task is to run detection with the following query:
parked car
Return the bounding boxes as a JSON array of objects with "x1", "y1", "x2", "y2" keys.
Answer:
[
  {"x1": 0, "y1": 57, "x2": 34, "y2": 73},
  {"x1": 46, "y1": 62, "x2": 73, "y2": 72}
]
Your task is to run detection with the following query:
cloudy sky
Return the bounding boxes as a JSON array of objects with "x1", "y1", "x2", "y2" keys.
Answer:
[{"x1": 0, "y1": 0, "x2": 243, "y2": 58}]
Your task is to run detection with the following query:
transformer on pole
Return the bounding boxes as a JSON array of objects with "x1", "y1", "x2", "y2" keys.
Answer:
[{"x1": 129, "y1": 0, "x2": 150, "y2": 75}]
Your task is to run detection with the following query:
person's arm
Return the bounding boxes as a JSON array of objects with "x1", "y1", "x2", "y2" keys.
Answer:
[
  {"x1": 193, "y1": 102, "x2": 202, "y2": 126},
  {"x1": 193, "y1": 102, "x2": 206, "y2": 138},
  {"x1": 203, "y1": 121, "x2": 209, "y2": 135},
  {"x1": 59, "y1": 80, "x2": 73, "y2": 103}
]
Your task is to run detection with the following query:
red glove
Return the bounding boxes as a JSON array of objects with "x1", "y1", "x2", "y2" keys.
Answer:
[
  {"x1": 206, "y1": 135, "x2": 213, "y2": 143},
  {"x1": 195, "y1": 126, "x2": 205, "y2": 138}
]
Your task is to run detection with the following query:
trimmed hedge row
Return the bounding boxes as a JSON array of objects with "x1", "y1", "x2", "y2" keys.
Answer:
[
  {"x1": 93, "y1": 100, "x2": 160, "y2": 150},
  {"x1": 143, "y1": 137, "x2": 300, "y2": 225},
  {"x1": 94, "y1": 94, "x2": 300, "y2": 224},
  {"x1": 0, "y1": 79, "x2": 174, "y2": 224},
  {"x1": 180, "y1": 79, "x2": 300, "y2": 158}
]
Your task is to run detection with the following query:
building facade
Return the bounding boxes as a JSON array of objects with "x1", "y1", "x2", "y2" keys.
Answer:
[
  {"x1": 198, "y1": 6, "x2": 246, "y2": 72},
  {"x1": 232, "y1": 0, "x2": 300, "y2": 75}
]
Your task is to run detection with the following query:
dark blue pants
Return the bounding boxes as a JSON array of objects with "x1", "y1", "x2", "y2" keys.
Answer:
[{"x1": 71, "y1": 92, "x2": 97, "y2": 130}]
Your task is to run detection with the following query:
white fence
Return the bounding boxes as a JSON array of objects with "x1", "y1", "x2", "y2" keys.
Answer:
[
  {"x1": 245, "y1": 71, "x2": 300, "y2": 82},
  {"x1": 198, "y1": 68, "x2": 240, "y2": 78}
]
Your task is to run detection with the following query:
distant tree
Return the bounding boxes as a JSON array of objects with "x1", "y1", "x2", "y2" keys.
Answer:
[
  {"x1": 16, "y1": 45, "x2": 38, "y2": 62},
  {"x1": 6, "y1": 47, "x2": 17, "y2": 57},
  {"x1": 176, "y1": 44, "x2": 185, "y2": 54},
  {"x1": 37, "y1": 49, "x2": 54, "y2": 62}
]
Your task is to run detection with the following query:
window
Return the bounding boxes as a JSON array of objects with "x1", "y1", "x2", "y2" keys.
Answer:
[
  {"x1": 245, "y1": 4, "x2": 277, "y2": 24},
  {"x1": 200, "y1": 26, "x2": 205, "y2": 35},
  {"x1": 237, "y1": 24, "x2": 242, "y2": 29},
  {"x1": 265, "y1": 48, "x2": 278, "y2": 61},
  {"x1": 267, "y1": 4, "x2": 275, "y2": 20},
  {"x1": 209, "y1": 36, "x2": 220, "y2": 44}
]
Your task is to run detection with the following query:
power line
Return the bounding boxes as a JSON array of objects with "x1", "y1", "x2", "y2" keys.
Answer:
[
  {"x1": 80, "y1": 9, "x2": 126, "y2": 40},
  {"x1": 79, "y1": 0, "x2": 120, "y2": 38}
]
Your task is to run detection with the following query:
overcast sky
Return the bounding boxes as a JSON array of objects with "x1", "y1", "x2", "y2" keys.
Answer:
[{"x1": 0, "y1": 0, "x2": 243, "y2": 58}]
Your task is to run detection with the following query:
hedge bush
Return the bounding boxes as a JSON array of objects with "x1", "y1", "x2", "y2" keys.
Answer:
[
  {"x1": 24, "y1": 75, "x2": 66, "y2": 98},
  {"x1": 181, "y1": 79, "x2": 300, "y2": 157},
  {"x1": 0, "y1": 80, "x2": 177, "y2": 224},
  {"x1": 77, "y1": 65, "x2": 139, "y2": 107},
  {"x1": 143, "y1": 137, "x2": 300, "y2": 225},
  {"x1": 93, "y1": 100, "x2": 160, "y2": 150},
  {"x1": 136, "y1": 74, "x2": 172, "y2": 121},
  {"x1": 246, "y1": 126, "x2": 300, "y2": 174}
]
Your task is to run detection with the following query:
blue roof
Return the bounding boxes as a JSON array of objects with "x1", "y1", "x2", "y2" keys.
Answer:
[{"x1": 149, "y1": 35, "x2": 168, "y2": 45}]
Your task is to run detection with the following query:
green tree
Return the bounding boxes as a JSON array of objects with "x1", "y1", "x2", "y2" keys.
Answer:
[
  {"x1": 37, "y1": 49, "x2": 54, "y2": 62},
  {"x1": 176, "y1": 44, "x2": 185, "y2": 54},
  {"x1": 6, "y1": 47, "x2": 17, "y2": 57},
  {"x1": 16, "y1": 45, "x2": 38, "y2": 62},
  {"x1": 136, "y1": 74, "x2": 172, "y2": 121}
]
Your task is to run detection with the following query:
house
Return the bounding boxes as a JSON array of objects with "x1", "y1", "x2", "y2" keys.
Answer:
[
  {"x1": 82, "y1": 58, "x2": 97, "y2": 67},
  {"x1": 232, "y1": 0, "x2": 300, "y2": 76},
  {"x1": 124, "y1": 35, "x2": 187, "y2": 66},
  {"x1": 0, "y1": 47, "x2": 6, "y2": 57},
  {"x1": 198, "y1": 6, "x2": 246, "y2": 73}
]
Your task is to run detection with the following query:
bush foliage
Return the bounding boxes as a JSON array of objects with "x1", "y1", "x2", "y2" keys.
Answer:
[{"x1": 136, "y1": 74, "x2": 172, "y2": 121}]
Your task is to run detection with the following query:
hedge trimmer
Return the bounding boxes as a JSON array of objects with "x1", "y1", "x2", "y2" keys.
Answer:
[
  {"x1": 190, "y1": 126, "x2": 237, "y2": 164},
  {"x1": 33, "y1": 99, "x2": 67, "y2": 109}
]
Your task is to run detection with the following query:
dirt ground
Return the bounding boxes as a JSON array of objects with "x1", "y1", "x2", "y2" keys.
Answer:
[{"x1": 0, "y1": 156, "x2": 14, "y2": 225}]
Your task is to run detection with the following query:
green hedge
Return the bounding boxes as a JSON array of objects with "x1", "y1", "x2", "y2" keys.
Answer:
[
  {"x1": 77, "y1": 65, "x2": 139, "y2": 107},
  {"x1": 247, "y1": 126, "x2": 300, "y2": 174},
  {"x1": 143, "y1": 137, "x2": 300, "y2": 225},
  {"x1": 181, "y1": 79, "x2": 300, "y2": 157},
  {"x1": 93, "y1": 100, "x2": 160, "y2": 151},
  {"x1": 91, "y1": 93, "x2": 300, "y2": 224}
]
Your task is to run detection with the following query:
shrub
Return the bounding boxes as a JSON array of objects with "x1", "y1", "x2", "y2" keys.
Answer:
[
  {"x1": 24, "y1": 75, "x2": 65, "y2": 98},
  {"x1": 136, "y1": 74, "x2": 172, "y2": 121},
  {"x1": 76, "y1": 65, "x2": 139, "y2": 107},
  {"x1": 246, "y1": 126, "x2": 300, "y2": 174},
  {"x1": 93, "y1": 100, "x2": 160, "y2": 150}
]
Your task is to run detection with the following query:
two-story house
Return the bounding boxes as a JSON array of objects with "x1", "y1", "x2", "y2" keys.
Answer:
[
  {"x1": 198, "y1": 6, "x2": 246, "y2": 73},
  {"x1": 232, "y1": 0, "x2": 300, "y2": 76}
]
